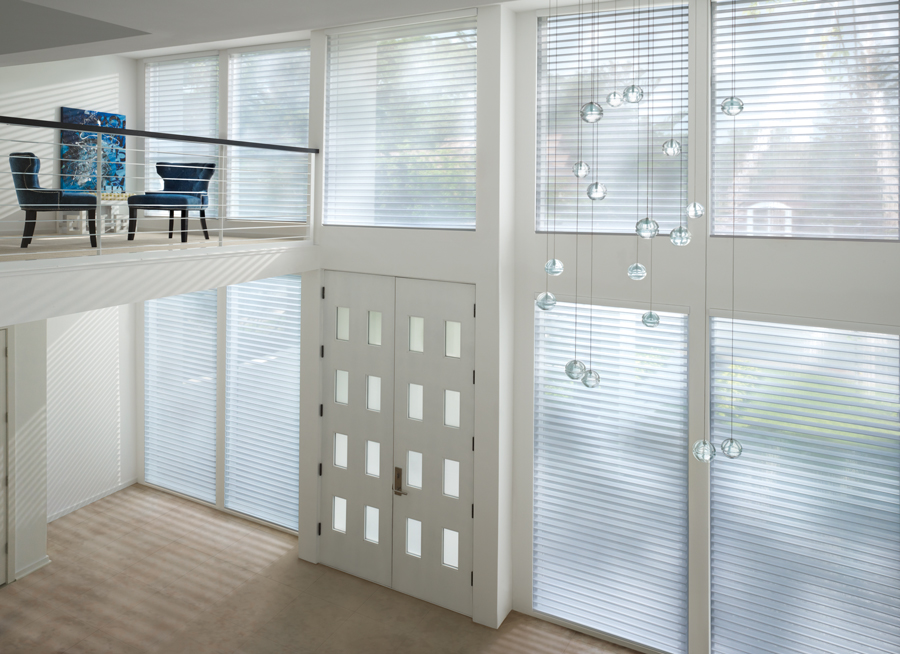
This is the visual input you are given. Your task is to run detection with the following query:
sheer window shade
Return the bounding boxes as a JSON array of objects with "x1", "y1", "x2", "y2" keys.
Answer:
[
  {"x1": 533, "y1": 302, "x2": 689, "y2": 654},
  {"x1": 710, "y1": 318, "x2": 900, "y2": 654},
  {"x1": 225, "y1": 276, "x2": 301, "y2": 530},
  {"x1": 711, "y1": 0, "x2": 900, "y2": 239},
  {"x1": 144, "y1": 56, "x2": 220, "y2": 215},
  {"x1": 537, "y1": 6, "x2": 689, "y2": 233},
  {"x1": 228, "y1": 47, "x2": 310, "y2": 222},
  {"x1": 144, "y1": 290, "x2": 218, "y2": 503},
  {"x1": 324, "y1": 17, "x2": 477, "y2": 228}
]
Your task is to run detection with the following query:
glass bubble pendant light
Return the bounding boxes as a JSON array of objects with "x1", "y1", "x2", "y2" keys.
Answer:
[
  {"x1": 642, "y1": 311, "x2": 660, "y2": 328},
  {"x1": 573, "y1": 161, "x2": 590, "y2": 179},
  {"x1": 721, "y1": 437, "x2": 743, "y2": 459},
  {"x1": 623, "y1": 85, "x2": 643, "y2": 103},
  {"x1": 606, "y1": 91, "x2": 624, "y2": 108},
  {"x1": 670, "y1": 225, "x2": 691, "y2": 247},
  {"x1": 580, "y1": 102, "x2": 604, "y2": 123},
  {"x1": 721, "y1": 96, "x2": 744, "y2": 116},
  {"x1": 544, "y1": 259, "x2": 564, "y2": 276},
  {"x1": 662, "y1": 139, "x2": 682, "y2": 157},
  {"x1": 635, "y1": 217, "x2": 659, "y2": 239},
  {"x1": 582, "y1": 369, "x2": 600, "y2": 388},
  {"x1": 692, "y1": 439, "x2": 716, "y2": 463},
  {"x1": 627, "y1": 263, "x2": 647, "y2": 280},
  {"x1": 586, "y1": 182, "x2": 607, "y2": 201},
  {"x1": 686, "y1": 202, "x2": 705, "y2": 220},
  {"x1": 535, "y1": 291, "x2": 556, "y2": 311},
  {"x1": 565, "y1": 360, "x2": 586, "y2": 380}
]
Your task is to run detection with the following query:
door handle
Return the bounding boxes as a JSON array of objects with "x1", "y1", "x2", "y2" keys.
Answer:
[{"x1": 393, "y1": 466, "x2": 408, "y2": 496}]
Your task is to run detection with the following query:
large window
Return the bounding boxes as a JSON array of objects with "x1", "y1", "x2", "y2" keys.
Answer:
[
  {"x1": 536, "y1": 5, "x2": 689, "y2": 233},
  {"x1": 225, "y1": 276, "x2": 301, "y2": 530},
  {"x1": 144, "y1": 289, "x2": 218, "y2": 503},
  {"x1": 324, "y1": 17, "x2": 478, "y2": 229},
  {"x1": 710, "y1": 318, "x2": 900, "y2": 654},
  {"x1": 533, "y1": 302, "x2": 689, "y2": 654},
  {"x1": 145, "y1": 276, "x2": 302, "y2": 530},
  {"x1": 711, "y1": 0, "x2": 900, "y2": 239}
]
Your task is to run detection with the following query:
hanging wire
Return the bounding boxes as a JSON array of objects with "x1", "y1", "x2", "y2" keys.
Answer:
[{"x1": 730, "y1": 0, "x2": 738, "y2": 447}]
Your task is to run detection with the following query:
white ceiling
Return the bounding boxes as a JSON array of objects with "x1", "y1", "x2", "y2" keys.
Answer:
[{"x1": 0, "y1": 0, "x2": 515, "y2": 67}]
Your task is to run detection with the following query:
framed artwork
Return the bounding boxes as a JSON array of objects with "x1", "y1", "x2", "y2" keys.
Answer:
[{"x1": 60, "y1": 107, "x2": 126, "y2": 192}]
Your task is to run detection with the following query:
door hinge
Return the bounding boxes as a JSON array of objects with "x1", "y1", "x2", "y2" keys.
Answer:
[
  {"x1": 321, "y1": 287, "x2": 326, "y2": 299},
  {"x1": 3, "y1": 412, "x2": 6, "y2": 424},
  {"x1": 473, "y1": 370, "x2": 475, "y2": 384},
  {"x1": 471, "y1": 571, "x2": 473, "y2": 586},
  {"x1": 317, "y1": 523, "x2": 322, "y2": 536},
  {"x1": 318, "y1": 463, "x2": 322, "y2": 476},
  {"x1": 319, "y1": 404, "x2": 324, "y2": 417},
  {"x1": 320, "y1": 345, "x2": 324, "y2": 358},
  {"x1": 4, "y1": 543, "x2": 7, "y2": 554},
  {"x1": 473, "y1": 304, "x2": 476, "y2": 318},
  {"x1": 471, "y1": 504, "x2": 474, "y2": 518},
  {"x1": 472, "y1": 437, "x2": 475, "y2": 451},
  {"x1": 4, "y1": 475, "x2": 7, "y2": 487}
]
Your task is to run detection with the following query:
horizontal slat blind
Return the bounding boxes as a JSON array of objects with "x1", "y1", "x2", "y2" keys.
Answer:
[
  {"x1": 228, "y1": 46, "x2": 311, "y2": 222},
  {"x1": 324, "y1": 17, "x2": 477, "y2": 228},
  {"x1": 225, "y1": 275, "x2": 301, "y2": 529},
  {"x1": 537, "y1": 6, "x2": 689, "y2": 233},
  {"x1": 145, "y1": 56, "x2": 220, "y2": 215},
  {"x1": 534, "y1": 302, "x2": 689, "y2": 654},
  {"x1": 710, "y1": 318, "x2": 900, "y2": 654},
  {"x1": 145, "y1": 290, "x2": 218, "y2": 503},
  {"x1": 711, "y1": 0, "x2": 900, "y2": 239}
]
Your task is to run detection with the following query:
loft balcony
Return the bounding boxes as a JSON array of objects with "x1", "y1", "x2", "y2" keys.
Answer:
[{"x1": 0, "y1": 115, "x2": 317, "y2": 264}]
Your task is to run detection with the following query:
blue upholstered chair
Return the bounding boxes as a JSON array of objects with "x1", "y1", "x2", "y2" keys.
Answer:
[
  {"x1": 9, "y1": 152, "x2": 99, "y2": 248},
  {"x1": 127, "y1": 162, "x2": 216, "y2": 243}
]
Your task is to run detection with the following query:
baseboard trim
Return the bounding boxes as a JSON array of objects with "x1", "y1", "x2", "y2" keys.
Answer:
[
  {"x1": 15, "y1": 555, "x2": 50, "y2": 580},
  {"x1": 47, "y1": 478, "x2": 138, "y2": 523}
]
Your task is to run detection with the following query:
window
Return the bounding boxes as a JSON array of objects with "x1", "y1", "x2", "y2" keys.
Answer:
[
  {"x1": 711, "y1": 0, "x2": 900, "y2": 239},
  {"x1": 228, "y1": 46, "x2": 311, "y2": 221},
  {"x1": 144, "y1": 289, "x2": 218, "y2": 502},
  {"x1": 324, "y1": 17, "x2": 478, "y2": 229},
  {"x1": 225, "y1": 275, "x2": 301, "y2": 530},
  {"x1": 710, "y1": 318, "x2": 900, "y2": 654},
  {"x1": 533, "y1": 302, "x2": 689, "y2": 654},
  {"x1": 536, "y1": 5, "x2": 689, "y2": 233},
  {"x1": 144, "y1": 56, "x2": 220, "y2": 213}
]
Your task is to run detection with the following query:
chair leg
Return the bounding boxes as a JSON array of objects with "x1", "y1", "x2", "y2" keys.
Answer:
[
  {"x1": 168, "y1": 210, "x2": 174, "y2": 239},
  {"x1": 20, "y1": 210, "x2": 37, "y2": 248},
  {"x1": 87, "y1": 210, "x2": 97, "y2": 248},
  {"x1": 200, "y1": 210, "x2": 209, "y2": 240},
  {"x1": 128, "y1": 207, "x2": 137, "y2": 241},
  {"x1": 181, "y1": 210, "x2": 188, "y2": 243}
]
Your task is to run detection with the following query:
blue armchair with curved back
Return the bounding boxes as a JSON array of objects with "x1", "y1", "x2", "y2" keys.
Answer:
[
  {"x1": 128, "y1": 162, "x2": 216, "y2": 243},
  {"x1": 9, "y1": 152, "x2": 99, "y2": 248}
]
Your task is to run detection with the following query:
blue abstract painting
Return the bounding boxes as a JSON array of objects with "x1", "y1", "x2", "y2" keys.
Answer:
[{"x1": 60, "y1": 107, "x2": 126, "y2": 192}]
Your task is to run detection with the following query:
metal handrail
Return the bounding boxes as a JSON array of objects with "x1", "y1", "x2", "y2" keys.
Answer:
[{"x1": 0, "y1": 114, "x2": 319, "y2": 155}]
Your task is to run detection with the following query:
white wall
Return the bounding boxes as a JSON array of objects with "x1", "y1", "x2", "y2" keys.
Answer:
[
  {"x1": 0, "y1": 55, "x2": 138, "y2": 233},
  {"x1": 46, "y1": 304, "x2": 136, "y2": 522}
]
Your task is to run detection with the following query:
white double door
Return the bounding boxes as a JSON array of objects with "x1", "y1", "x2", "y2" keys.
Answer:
[{"x1": 319, "y1": 272, "x2": 475, "y2": 616}]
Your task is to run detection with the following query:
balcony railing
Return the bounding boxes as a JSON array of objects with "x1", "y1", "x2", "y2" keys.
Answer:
[{"x1": 0, "y1": 115, "x2": 318, "y2": 262}]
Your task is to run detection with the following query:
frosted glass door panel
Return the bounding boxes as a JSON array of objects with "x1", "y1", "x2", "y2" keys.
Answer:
[{"x1": 368, "y1": 311, "x2": 382, "y2": 346}]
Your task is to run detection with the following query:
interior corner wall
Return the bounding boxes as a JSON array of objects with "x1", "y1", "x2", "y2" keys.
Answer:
[
  {"x1": 46, "y1": 304, "x2": 136, "y2": 522},
  {"x1": 0, "y1": 54, "x2": 139, "y2": 233}
]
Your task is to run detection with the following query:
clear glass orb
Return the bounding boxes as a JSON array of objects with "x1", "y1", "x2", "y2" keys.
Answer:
[
  {"x1": 535, "y1": 291, "x2": 557, "y2": 311},
  {"x1": 580, "y1": 102, "x2": 604, "y2": 123},
  {"x1": 544, "y1": 259, "x2": 564, "y2": 276},
  {"x1": 635, "y1": 217, "x2": 659, "y2": 239},
  {"x1": 623, "y1": 85, "x2": 644, "y2": 103},
  {"x1": 686, "y1": 202, "x2": 705, "y2": 220},
  {"x1": 586, "y1": 182, "x2": 607, "y2": 201},
  {"x1": 582, "y1": 369, "x2": 600, "y2": 388},
  {"x1": 662, "y1": 139, "x2": 682, "y2": 157},
  {"x1": 721, "y1": 437, "x2": 743, "y2": 459},
  {"x1": 573, "y1": 161, "x2": 590, "y2": 179},
  {"x1": 627, "y1": 262, "x2": 647, "y2": 281},
  {"x1": 721, "y1": 96, "x2": 744, "y2": 116},
  {"x1": 565, "y1": 359, "x2": 586, "y2": 380},
  {"x1": 692, "y1": 439, "x2": 716, "y2": 463},
  {"x1": 642, "y1": 311, "x2": 660, "y2": 328},
  {"x1": 606, "y1": 91, "x2": 624, "y2": 108},
  {"x1": 670, "y1": 225, "x2": 692, "y2": 247}
]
